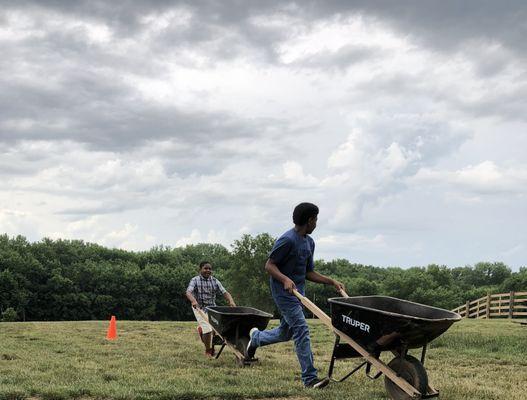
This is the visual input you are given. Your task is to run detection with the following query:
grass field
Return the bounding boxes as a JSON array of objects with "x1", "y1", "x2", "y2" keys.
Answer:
[{"x1": 0, "y1": 318, "x2": 526, "y2": 400}]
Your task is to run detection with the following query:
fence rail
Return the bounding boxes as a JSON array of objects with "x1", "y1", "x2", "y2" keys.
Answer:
[{"x1": 452, "y1": 291, "x2": 527, "y2": 319}]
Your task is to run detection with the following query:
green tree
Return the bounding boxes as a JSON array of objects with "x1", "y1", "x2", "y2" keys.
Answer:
[
  {"x1": 473, "y1": 262, "x2": 511, "y2": 286},
  {"x1": 1, "y1": 307, "x2": 17, "y2": 322},
  {"x1": 225, "y1": 233, "x2": 275, "y2": 312},
  {"x1": 500, "y1": 268, "x2": 527, "y2": 292}
]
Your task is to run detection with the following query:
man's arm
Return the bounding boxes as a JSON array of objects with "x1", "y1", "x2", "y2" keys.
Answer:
[
  {"x1": 215, "y1": 279, "x2": 235, "y2": 306},
  {"x1": 265, "y1": 259, "x2": 296, "y2": 293},
  {"x1": 223, "y1": 291, "x2": 236, "y2": 307},
  {"x1": 185, "y1": 291, "x2": 199, "y2": 308},
  {"x1": 306, "y1": 270, "x2": 345, "y2": 293}
]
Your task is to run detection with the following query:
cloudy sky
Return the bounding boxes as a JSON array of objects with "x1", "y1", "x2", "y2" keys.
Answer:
[{"x1": 1, "y1": 1, "x2": 526, "y2": 269}]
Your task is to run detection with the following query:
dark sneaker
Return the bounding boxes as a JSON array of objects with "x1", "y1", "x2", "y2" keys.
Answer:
[
  {"x1": 246, "y1": 327, "x2": 258, "y2": 359},
  {"x1": 305, "y1": 377, "x2": 330, "y2": 389}
]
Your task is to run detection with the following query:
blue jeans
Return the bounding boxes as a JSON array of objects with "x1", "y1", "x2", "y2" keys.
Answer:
[{"x1": 251, "y1": 282, "x2": 317, "y2": 386}]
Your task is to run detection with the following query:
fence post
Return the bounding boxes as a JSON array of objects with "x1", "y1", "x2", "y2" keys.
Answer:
[
  {"x1": 486, "y1": 293, "x2": 491, "y2": 319},
  {"x1": 465, "y1": 300, "x2": 470, "y2": 318},
  {"x1": 508, "y1": 291, "x2": 515, "y2": 319}
]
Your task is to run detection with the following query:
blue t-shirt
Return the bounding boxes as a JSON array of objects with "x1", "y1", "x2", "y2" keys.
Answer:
[{"x1": 268, "y1": 228, "x2": 315, "y2": 287}]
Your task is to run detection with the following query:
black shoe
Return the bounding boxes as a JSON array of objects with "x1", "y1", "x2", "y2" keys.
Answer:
[
  {"x1": 246, "y1": 327, "x2": 258, "y2": 359},
  {"x1": 305, "y1": 377, "x2": 330, "y2": 389}
]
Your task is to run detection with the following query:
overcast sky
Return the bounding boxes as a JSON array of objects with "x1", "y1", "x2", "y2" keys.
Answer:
[{"x1": 1, "y1": 1, "x2": 526, "y2": 269}]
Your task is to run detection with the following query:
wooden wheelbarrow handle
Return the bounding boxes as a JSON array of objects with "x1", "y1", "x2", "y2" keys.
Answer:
[
  {"x1": 291, "y1": 288, "x2": 349, "y2": 328},
  {"x1": 292, "y1": 289, "x2": 334, "y2": 328},
  {"x1": 194, "y1": 306, "x2": 208, "y2": 321}
]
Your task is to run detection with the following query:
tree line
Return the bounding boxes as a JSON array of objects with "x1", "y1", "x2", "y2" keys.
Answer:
[{"x1": 1, "y1": 233, "x2": 525, "y2": 321}]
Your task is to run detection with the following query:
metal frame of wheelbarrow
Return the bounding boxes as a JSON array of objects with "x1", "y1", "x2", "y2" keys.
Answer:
[
  {"x1": 328, "y1": 335, "x2": 433, "y2": 388},
  {"x1": 293, "y1": 289, "x2": 439, "y2": 399},
  {"x1": 195, "y1": 307, "x2": 257, "y2": 366}
]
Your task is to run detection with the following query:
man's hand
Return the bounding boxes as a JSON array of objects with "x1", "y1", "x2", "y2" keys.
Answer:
[
  {"x1": 191, "y1": 300, "x2": 199, "y2": 309},
  {"x1": 283, "y1": 277, "x2": 296, "y2": 294},
  {"x1": 333, "y1": 279, "x2": 345, "y2": 294},
  {"x1": 229, "y1": 301, "x2": 237, "y2": 307}
]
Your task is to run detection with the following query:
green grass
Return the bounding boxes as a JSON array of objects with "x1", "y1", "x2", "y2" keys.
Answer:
[{"x1": 0, "y1": 319, "x2": 525, "y2": 400}]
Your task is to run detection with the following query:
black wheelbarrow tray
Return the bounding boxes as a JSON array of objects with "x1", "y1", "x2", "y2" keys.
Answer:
[
  {"x1": 293, "y1": 290, "x2": 461, "y2": 400},
  {"x1": 196, "y1": 306, "x2": 272, "y2": 366}
]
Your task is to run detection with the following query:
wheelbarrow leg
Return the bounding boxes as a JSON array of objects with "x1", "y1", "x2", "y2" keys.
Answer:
[
  {"x1": 329, "y1": 335, "x2": 370, "y2": 383},
  {"x1": 328, "y1": 335, "x2": 340, "y2": 379},
  {"x1": 334, "y1": 361, "x2": 369, "y2": 383},
  {"x1": 215, "y1": 343, "x2": 226, "y2": 359},
  {"x1": 364, "y1": 355, "x2": 383, "y2": 380}
]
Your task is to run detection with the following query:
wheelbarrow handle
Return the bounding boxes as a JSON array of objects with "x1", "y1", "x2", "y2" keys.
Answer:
[
  {"x1": 292, "y1": 289, "x2": 333, "y2": 328},
  {"x1": 195, "y1": 307, "x2": 206, "y2": 320}
]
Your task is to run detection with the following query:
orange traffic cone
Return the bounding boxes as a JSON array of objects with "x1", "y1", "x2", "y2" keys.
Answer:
[{"x1": 106, "y1": 315, "x2": 117, "y2": 340}]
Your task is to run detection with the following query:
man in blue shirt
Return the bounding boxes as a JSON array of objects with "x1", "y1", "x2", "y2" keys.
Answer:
[{"x1": 247, "y1": 202, "x2": 344, "y2": 388}]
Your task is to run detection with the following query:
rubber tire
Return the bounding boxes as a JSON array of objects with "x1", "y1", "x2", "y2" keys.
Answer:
[{"x1": 384, "y1": 355, "x2": 428, "y2": 400}]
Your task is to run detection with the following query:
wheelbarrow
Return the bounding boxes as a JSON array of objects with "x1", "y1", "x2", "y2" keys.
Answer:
[
  {"x1": 293, "y1": 289, "x2": 461, "y2": 400},
  {"x1": 195, "y1": 306, "x2": 272, "y2": 366}
]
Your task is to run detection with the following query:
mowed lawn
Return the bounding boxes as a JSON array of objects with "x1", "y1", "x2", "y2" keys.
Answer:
[{"x1": 0, "y1": 318, "x2": 526, "y2": 400}]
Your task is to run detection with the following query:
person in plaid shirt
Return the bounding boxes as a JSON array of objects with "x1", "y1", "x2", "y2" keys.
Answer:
[{"x1": 186, "y1": 261, "x2": 236, "y2": 357}]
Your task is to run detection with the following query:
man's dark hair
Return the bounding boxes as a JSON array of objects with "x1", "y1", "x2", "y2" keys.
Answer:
[
  {"x1": 293, "y1": 202, "x2": 319, "y2": 225},
  {"x1": 199, "y1": 261, "x2": 211, "y2": 269}
]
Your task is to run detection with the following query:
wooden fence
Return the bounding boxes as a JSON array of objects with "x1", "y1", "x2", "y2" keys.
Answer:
[{"x1": 451, "y1": 291, "x2": 527, "y2": 319}]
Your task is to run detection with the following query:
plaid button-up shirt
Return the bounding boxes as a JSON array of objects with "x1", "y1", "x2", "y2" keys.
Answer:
[{"x1": 186, "y1": 275, "x2": 227, "y2": 308}]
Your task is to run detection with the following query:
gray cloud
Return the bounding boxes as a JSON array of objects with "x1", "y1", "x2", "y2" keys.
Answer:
[
  {"x1": 307, "y1": 1, "x2": 527, "y2": 57},
  {"x1": 0, "y1": 2, "x2": 299, "y2": 153},
  {"x1": 0, "y1": 66, "x2": 274, "y2": 152},
  {"x1": 3, "y1": 0, "x2": 291, "y2": 63},
  {"x1": 454, "y1": 84, "x2": 527, "y2": 123},
  {"x1": 57, "y1": 204, "x2": 128, "y2": 216},
  {"x1": 6, "y1": 1, "x2": 527, "y2": 58},
  {"x1": 289, "y1": 45, "x2": 379, "y2": 71}
]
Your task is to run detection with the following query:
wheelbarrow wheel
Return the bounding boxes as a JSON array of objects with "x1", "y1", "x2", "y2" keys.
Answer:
[
  {"x1": 235, "y1": 355, "x2": 247, "y2": 368},
  {"x1": 234, "y1": 337, "x2": 250, "y2": 368},
  {"x1": 384, "y1": 355, "x2": 428, "y2": 400},
  {"x1": 236, "y1": 337, "x2": 249, "y2": 358}
]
